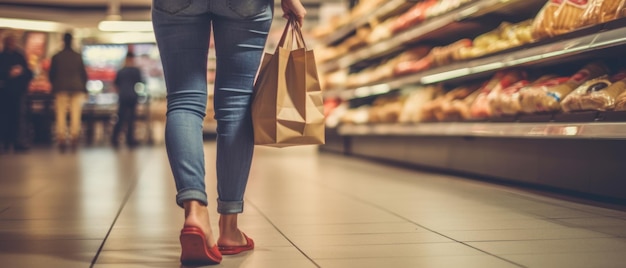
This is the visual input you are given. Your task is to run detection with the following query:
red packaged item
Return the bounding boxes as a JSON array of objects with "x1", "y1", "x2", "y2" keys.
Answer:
[
  {"x1": 390, "y1": 0, "x2": 438, "y2": 34},
  {"x1": 469, "y1": 70, "x2": 526, "y2": 119},
  {"x1": 489, "y1": 75, "x2": 557, "y2": 116},
  {"x1": 394, "y1": 55, "x2": 434, "y2": 76}
]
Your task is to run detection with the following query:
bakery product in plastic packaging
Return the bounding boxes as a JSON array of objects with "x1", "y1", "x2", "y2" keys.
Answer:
[
  {"x1": 468, "y1": 70, "x2": 526, "y2": 119},
  {"x1": 390, "y1": 0, "x2": 437, "y2": 34},
  {"x1": 489, "y1": 75, "x2": 557, "y2": 116},
  {"x1": 582, "y1": 0, "x2": 626, "y2": 24},
  {"x1": 532, "y1": 0, "x2": 594, "y2": 40},
  {"x1": 419, "y1": 83, "x2": 480, "y2": 122},
  {"x1": 438, "y1": 84, "x2": 481, "y2": 121},
  {"x1": 561, "y1": 70, "x2": 626, "y2": 112},
  {"x1": 398, "y1": 86, "x2": 438, "y2": 123},
  {"x1": 614, "y1": 87, "x2": 626, "y2": 111},
  {"x1": 604, "y1": 70, "x2": 626, "y2": 111},
  {"x1": 518, "y1": 62, "x2": 609, "y2": 113}
]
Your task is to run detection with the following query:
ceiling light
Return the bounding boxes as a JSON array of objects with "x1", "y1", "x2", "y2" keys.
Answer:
[
  {"x1": 0, "y1": 18, "x2": 68, "y2": 32},
  {"x1": 98, "y1": 20, "x2": 153, "y2": 32}
]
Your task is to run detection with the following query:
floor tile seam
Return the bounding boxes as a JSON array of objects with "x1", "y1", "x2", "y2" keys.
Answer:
[
  {"x1": 309, "y1": 252, "x2": 505, "y2": 260},
  {"x1": 318, "y1": 183, "x2": 528, "y2": 268},
  {"x1": 540, "y1": 218, "x2": 626, "y2": 238},
  {"x1": 432, "y1": 226, "x2": 617, "y2": 232},
  {"x1": 463, "y1": 236, "x2": 626, "y2": 243},
  {"x1": 289, "y1": 231, "x2": 445, "y2": 236},
  {"x1": 504, "y1": 191, "x2": 626, "y2": 219},
  {"x1": 246, "y1": 198, "x2": 322, "y2": 268},
  {"x1": 294, "y1": 241, "x2": 456, "y2": 247},
  {"x1": 88, "y1": 151, "x2": 158, "y2": 268},
  {"x1": 486, "y1": 249, "x2": 626, "y2": 257}
]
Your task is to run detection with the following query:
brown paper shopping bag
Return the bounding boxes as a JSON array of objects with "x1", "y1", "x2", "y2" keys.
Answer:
[{"x1": 252, "y1": 18, "x2": 325, "y2": 148}]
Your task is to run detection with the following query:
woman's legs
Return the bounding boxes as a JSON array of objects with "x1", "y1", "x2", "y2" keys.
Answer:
[
  {"x1": 153, "y1": 0, "x2": 273, "y2": 250},
  {"x1": 211, "y1": 1, "x2": 272, "y2": 246},
  {"x1": 152, "y1": 4, "x2": 215, "y2": 245}
]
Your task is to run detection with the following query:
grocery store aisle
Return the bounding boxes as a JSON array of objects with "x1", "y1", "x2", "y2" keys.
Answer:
[{"x1": 1, "y1": 144, "x2": 626, "y2": 268}]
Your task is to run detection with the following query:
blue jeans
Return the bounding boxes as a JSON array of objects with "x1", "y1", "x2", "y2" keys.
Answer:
[{"x1": 152, "y1": 0, "x2": 273, "y2": 214}]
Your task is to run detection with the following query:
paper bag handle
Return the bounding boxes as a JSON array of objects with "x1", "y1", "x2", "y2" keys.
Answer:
[{"x1": 276, "y1": 16, "x2": 307, "y2": 51}]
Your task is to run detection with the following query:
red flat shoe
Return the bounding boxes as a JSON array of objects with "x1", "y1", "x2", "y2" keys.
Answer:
[
  {"x1": 180, "y1": 226, "x2": 222, "y2": 265},
  {"x1": 218, "y1": 233, "x2": 255, "y2": 255}
]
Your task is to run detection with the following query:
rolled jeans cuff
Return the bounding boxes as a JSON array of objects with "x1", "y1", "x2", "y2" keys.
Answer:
[
  {"x1": 217, "y1": 199, "x2": 244, "y2": 214},
  {"x1": 176, "y1": 189, "x2": 208, "y2": 208}
]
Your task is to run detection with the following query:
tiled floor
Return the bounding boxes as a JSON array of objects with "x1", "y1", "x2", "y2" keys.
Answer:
[{"x1": 1, "y1": 143, "x2": 626, "y2": 268}]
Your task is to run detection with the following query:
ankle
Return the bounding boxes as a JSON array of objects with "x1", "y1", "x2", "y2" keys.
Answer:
[
  {"x1": 184, "y1": 201, "x2": 204, "y2": 218},
  {"x1": 183, "y1": 200, "x2": 216, "y2": 247},
  {"x1": 219, "y1": 214, "x2": 238, "y2": 232}
]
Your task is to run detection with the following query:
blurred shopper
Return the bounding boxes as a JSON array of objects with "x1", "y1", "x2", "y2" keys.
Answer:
[
  {"x1": 0, "y1": 34, "x2": 33, "y2": 153},
  {"x1": 151, "y1": 0, "x2": 306, "y2": 265},
  {"x1": 49, "y1": 33, "x2": 88, "y2": 152},
  {"x1": 111, "y1": 52, "x2": 143, "y2": 147}
]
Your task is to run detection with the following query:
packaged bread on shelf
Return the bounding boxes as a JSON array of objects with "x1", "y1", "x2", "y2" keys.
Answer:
[
  {"x1": 368, "y1": 95, "x2": 406, "y2": 123},
  {"x1": 425, "y1": 0, "x2": 475, "y2": 18},
  {"x1": 562, "y1": 70, "x2": 626, "y2": 112},
  {"x1": 393, "y1": 46, "x2": 434, "y2": 76},
  {"x1": 420, "y1": 86, "x2": 462, "y2": 122},
  {"x1": 441, "y1": 89, "x2": 483, "y2": 121},
  {"x1": 311, "y1": 16, "x2": 344, "y2": 40},
  {"x1": 519, "y1": 62, "x2": 609, "y2": 113},
  {"x1": 341, "y1": 27, "x2": 372, "y2": 51},
  {"x1": 390, "y1": 0, "x2": 437, "y2": 34},
  {"x1": 488, "y1": 80, "x2": 531, "y2": 117},
  {"x1": 431, "y1": 39, "x2": 473, "y2": 66},
  {"x1": 531, "y1": 0, "x2": 562, "y2": 39},
  {"x1": 554, "y1": 0, "x2": 597, "y2": 35},
  {"x1": 322, "y1": 69, "x2": 349, "y2": 90},
  {"x1": 582, "y1": 0, "x2": 626, "y2": 24},
  {"x1": 398, "y1": 86, "x2": 438, "y2": 123},
  {"x1": 347, "y1": 47, "x2": 431, "y2": 88},
  {"x1": 315, "y1": 45, "x2": 343, "y2": 63},
  {"x1": 453, "y1": 20, "x2": 534, "y2": 61},
  {"x1": 419, "y1": 84, "x2": 479, "y2": 122},
  {"x1": 367, "y1": 16, "x2": 397, "y2": 44},
  {"x1": 349, "y1": 0, "x2": 387, "y2": 22},
  {"x1": 502, "y1": 19, "x2": 535, "y2": 45},
  {"x1": 613, "y1": 85, "x2": 626, "y2": 111},
  {"x1": 489, "y1": 75, "x2": 557, "y2": 116},
  {"x1": 438, "y1": 85, "x2": 482, "y2": 121},
  {"x1": 340, "y1": 105, "x2": 371, "y2": 124},
  {"x1": 468, "y1": 70, "x2": 526, "y2": 119},
  {"x1": 533, "y1": 0, "x2": 601, "y2": 40},
  {"x1": 394, "y1": 55, "x2": 435, "y2": 76}
]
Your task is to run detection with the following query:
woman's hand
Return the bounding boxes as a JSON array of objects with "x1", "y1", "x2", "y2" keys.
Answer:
[{"x1": 281, "y1": 0, "x2": 307, "y2": 25}]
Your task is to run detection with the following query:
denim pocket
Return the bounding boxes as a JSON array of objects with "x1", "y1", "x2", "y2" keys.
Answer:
[
  {"x1": 153, "y1": 0, "x2": 192, "y2": 14},
  {"x1": 227, "y1": 0, "x2": 268, "y2": 18}
]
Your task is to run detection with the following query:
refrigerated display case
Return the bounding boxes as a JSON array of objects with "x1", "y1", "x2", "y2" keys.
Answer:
[{"x1": 317, "y1": 0, "x2": 626, "y2": 202}]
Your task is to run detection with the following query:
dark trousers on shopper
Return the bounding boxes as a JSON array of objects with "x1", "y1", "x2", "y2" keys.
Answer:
[
  {"x1": 0, "y1": 91, "x2": 27, "y2": 152},
  {"x1": 111, "y1": 99, "x2": 137, "y2": 146}
]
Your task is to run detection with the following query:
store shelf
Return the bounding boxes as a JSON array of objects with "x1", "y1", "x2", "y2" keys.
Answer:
[
  {"x1": 323, "y1": 25, "x2": 626, "y2": 100},
  {"x1": 338, "y1": 122, "x2": 626, "y2": 139},
  {"x1": 320, "y1": 0, "x2": 541, "y2": 73},
  {"x1": 321, "y1": 0, "x2": 409, "y2": 45}
]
